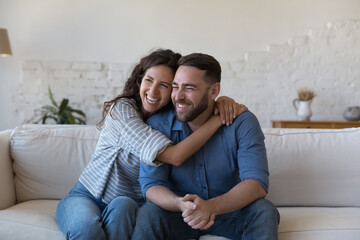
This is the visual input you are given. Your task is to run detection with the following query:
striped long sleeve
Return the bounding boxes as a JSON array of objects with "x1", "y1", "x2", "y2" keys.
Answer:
[{"x1": 79, "y1": 98, "x2": 172, "y2": 203}]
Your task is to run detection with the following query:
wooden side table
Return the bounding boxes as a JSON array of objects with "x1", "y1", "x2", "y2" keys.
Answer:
[{"x1": 272, "y1": 120, "x2": 360, "y2": 129}]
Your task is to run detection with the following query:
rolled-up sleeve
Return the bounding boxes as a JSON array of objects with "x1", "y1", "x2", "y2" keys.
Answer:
[
  {"x1": 139, "y1": 162, "x2": 171, "y2": 199},
  {"x1": 237, "y1": 113, "x2": 269, "y2": 192}
]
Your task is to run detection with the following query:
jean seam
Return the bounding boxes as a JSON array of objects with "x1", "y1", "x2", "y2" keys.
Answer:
[{"x1": 61, "y1": 198, "x2": 72, "y2": 240}]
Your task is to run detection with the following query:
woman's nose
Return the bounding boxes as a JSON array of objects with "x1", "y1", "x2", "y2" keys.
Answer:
[{"x1": 148, "y1": 84, "x2": 159, "y2": 95}]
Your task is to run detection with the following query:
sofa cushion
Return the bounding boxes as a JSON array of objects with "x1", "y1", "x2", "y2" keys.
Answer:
[
  {"x1": 0, "y1": 129, "x2": 15, "y2": 209},
  {"x1": 10, "y1": 124, "x2": 99, "y2": 202},
  {"x1": 0, "y1": 200, "x2": 64, "y2": 240},
  {"x1": 2, "y1": 201, "x2": 359, "y2": 240},
  {"x1": 264, "y1": 127, "x2": 360, "y2": 207},
  {"x1": 278, "y1": 207, "x2": 360, "y2": 240}
]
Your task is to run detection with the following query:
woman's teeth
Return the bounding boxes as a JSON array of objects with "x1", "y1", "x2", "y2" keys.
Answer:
[{"x1": 147, "y1": 96, "x2": 159, "y2": 104}]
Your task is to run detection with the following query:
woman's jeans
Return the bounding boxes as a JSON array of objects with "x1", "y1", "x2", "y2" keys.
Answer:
[
  {"x1": 56, "y1": 182, "x2": 141, "y2": 240},
  {"x1": 132, "y1": 198, "x2": 280, "y2": 240}
]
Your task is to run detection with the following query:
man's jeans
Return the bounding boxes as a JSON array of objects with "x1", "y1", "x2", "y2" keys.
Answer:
[
  {"x1": 56, "y1": 182, "x2": 140, "y2": 240},
  {"x1": 132, "y1": 198, "x2": 280, "y2": 240}
]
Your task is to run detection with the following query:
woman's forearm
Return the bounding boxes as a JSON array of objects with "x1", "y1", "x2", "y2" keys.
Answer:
[{"x1": 156, "y1": 115, "x2": 222, "y2": 166}]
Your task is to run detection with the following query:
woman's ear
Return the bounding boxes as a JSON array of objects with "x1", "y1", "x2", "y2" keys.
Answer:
[{"x1": 210, "y1": 82, "x2": 220, "y2": 100}]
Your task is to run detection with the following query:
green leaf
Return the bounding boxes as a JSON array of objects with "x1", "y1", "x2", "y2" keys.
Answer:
[
  {"x1": 67, "y1": 107, "x2": 86, "y2": 117},
  {"x1": 74, "y1": 116, "x2": 86, "y2": 125},
  {"x1": 42, "y1": 114, "x2": 57, "y2": 124},
  {"x1": 41, "y1": 105, "x2": 58, "y2": 114},
  {"x1": 42, "y1": 115, "x2": 47, "y2": 124},
  {"x1": 67, "y1": 112, "x2": 75, "y2": 124},
  {"x1": 48, "y1": 87, "x2": 58, "y2": 107},
  {"x1": 58, "y1": 99, "x2": 69, "y2": 114},
  {"x1": 57, "y1": 114, "x2": 66, "y2": 124}
]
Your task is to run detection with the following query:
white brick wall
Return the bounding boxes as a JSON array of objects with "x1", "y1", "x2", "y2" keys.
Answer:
[{"x1": 16, "y1": 19, "x2": 360, "y2": 127}]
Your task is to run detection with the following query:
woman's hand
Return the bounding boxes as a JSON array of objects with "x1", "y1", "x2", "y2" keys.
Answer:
[{"x1": 214, "y1": 96, "x2": 248, "y2": 126}]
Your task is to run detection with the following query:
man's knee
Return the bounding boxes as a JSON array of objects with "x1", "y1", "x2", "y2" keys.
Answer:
[
  {"x1": 133, "y1": 202, "x2": 186, "y2": 240},
  {"x1": 134, "y1": 202, "x2": 175, "y2": 231},
  {"x1": 132, "y1": 202, "x2": 168, "y2": 239},
  {"x1": 249, "y1": 198, "x2": 280, "y2": 223},
  {"x1": 136, "y1": 202, "x2": 163, "y2": 224}
]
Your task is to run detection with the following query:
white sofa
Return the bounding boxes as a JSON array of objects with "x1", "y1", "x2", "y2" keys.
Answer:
[{"x1": 0, "y1": 124, "x2": 360, "y2": 240}]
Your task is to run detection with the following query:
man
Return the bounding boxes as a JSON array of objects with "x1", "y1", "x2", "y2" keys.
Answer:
[{"x1": 132, "y1": 53, "x2": 279, "y2": 240}]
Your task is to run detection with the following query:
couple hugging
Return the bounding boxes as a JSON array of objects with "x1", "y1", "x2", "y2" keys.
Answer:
[{"x1": 56, "y1": 49, "x2": 280, "y2": 240}]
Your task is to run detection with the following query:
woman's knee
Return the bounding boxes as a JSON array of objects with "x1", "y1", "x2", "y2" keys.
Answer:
[
  {"x1": 107, "y1": 196, "x2": 138, "y2": 213},
  {"x1": 102, "y1": 196, "x2": 139, "y2": 225},
  {"x1": 56, "y1": 196, "x2": 105, "y2": 240},
  {"x1": 58, "y1": 205, "x2": 104, "y2": 240}
]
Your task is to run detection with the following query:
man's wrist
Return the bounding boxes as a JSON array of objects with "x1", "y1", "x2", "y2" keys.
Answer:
[
  {"x1": 208, "y1": 198, "x2": 221, "y2": 216},
  {"x1": 178, "y1": 196, "x2": 188, "y2": 212}
]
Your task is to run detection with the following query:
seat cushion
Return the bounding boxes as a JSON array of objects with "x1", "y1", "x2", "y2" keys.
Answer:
[
  {"x1": 2, "y1": 201, "x2": 359, "y2": 240},
  {"x1": 0, "y1": 199, "x2": 228, "y2": 240},
  {"x1": 0, "y1": 200, "x2": 64, "y2": 240},
  {"x1": 278, "y1": 207, "x2": 360, "y2": 240}
]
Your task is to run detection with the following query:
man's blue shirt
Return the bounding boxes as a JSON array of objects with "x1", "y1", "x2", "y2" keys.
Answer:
[{"x1": 139, "y1": 109, "x2": 269, "y2": 200}]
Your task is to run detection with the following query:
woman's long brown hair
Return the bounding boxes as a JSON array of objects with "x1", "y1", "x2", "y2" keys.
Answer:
[{"x1": 97, "y1": 49, "x2": 181, "y2": 130}]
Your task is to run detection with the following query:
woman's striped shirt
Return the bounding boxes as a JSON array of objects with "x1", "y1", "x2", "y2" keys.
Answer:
[{"x1": 79, "y1": 98, "x2": 172, "y2": 204}]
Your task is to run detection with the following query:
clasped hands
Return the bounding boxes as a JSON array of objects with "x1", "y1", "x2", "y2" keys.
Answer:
[{"x1": 180, "y1": 194, "x2": 217, "y2": 230}]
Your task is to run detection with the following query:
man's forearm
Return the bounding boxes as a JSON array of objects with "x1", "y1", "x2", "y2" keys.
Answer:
[
  {"x1": 145, "y1": 186, "x2": 184, "y2": 212},
  {"x1": 209, "y1": 179, "x2": 267, "y2": 215}
]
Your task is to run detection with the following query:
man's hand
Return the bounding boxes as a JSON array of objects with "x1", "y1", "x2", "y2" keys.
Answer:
[{"x1": 181, "y1": 194, "x2": 217, "y2": 230}]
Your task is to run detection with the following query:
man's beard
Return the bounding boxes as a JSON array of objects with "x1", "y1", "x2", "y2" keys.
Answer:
[{"x1": 175, "y1": 92, "x2": 209, "y2": 123}]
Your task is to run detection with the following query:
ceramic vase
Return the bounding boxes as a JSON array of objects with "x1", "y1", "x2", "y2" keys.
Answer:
[
  {"x1": 343, "y1": 106, "x2": 360, "y2": 121},
  {"x1": 293, "y1": 99, "x2": 312, "y2": 121}
]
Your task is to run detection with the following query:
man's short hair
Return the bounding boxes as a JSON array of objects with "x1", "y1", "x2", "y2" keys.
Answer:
[{"x1": 178, "y1": 53, "x2": 221, "y2": 85}]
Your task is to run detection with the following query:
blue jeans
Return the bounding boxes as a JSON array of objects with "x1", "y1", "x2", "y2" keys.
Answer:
[
  {"x1": 132, "y1": 198, "x2": 280, "y2": 240},
  {"x1": 56, "y1": 182, "x2": 141, "y2": 240}
]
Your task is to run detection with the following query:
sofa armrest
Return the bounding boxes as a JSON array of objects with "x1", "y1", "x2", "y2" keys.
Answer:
[{"x1": 0, "y1": 129, "x2": 16, "y2": 209}]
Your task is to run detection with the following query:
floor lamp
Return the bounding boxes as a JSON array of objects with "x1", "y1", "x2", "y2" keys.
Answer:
[{"x1": 0, "y1": 28, "x2": 12, "y2": 57}]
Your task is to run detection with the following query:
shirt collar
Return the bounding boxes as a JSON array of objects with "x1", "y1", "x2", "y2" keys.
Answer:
[{"x1": 172, "y1": 118, "x2": 192, "y2": 136}]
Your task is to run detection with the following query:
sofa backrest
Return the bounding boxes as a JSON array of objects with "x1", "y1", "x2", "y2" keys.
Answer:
[
  {"x1": 9, "y1": 124, "x2": 360, "y2": 207},
  {"x1": 264, "y1": 127, "x2": 360, "y2": 207},
  {"x1": 10, "y1": 124, "x2": 99, "y2": 202}
]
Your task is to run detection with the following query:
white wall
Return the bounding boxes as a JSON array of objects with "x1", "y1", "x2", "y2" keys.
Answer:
[{"x1": 1, "y1": 0, "x2": 360, "y2": 130}]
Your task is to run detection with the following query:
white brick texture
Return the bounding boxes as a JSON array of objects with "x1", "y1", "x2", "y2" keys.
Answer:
[{"x1": 16, "y1": 20, "x2": 360, "y2": 127}]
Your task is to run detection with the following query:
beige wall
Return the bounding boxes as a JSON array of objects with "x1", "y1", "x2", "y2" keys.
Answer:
[{"x1": 1, "y1": 0, "x2": 360, "y2": 130}]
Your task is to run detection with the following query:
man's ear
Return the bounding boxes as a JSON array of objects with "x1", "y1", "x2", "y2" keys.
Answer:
[{"x1": 209, "y1": 82, "x2": 220, "y2": 100}]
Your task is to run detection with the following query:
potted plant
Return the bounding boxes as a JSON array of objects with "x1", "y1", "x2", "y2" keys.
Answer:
[
  {"x1": 32, "y1": 87, "x2": 86, "y2": 124},
  {"x1": 296, "y1": 87, "x2": 316, "y2": 102}
]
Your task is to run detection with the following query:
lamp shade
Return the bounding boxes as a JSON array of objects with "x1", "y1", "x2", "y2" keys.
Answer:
[{"x1": 0, "y1": 28, "x2": 12, "y2": 57}]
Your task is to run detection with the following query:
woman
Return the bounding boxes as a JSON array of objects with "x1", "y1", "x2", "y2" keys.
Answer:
[{"x1": 56, "y1": 49, "x2": 247, "y2": 240}]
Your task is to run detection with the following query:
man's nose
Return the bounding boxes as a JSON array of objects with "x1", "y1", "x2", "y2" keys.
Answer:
[{"x1": 174, "y1": 88, "x2": 185, "y2": 101}]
